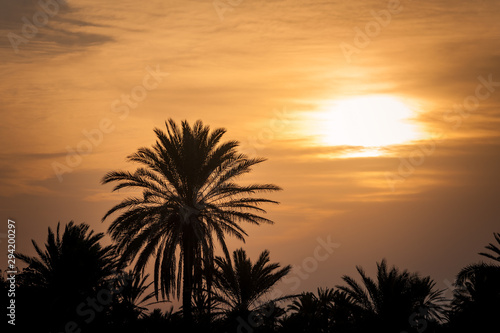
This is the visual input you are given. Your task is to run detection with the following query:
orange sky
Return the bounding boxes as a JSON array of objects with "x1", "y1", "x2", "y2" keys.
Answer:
[{"x1": 1, "y1": 0, "x2": 500, "y2": 308}]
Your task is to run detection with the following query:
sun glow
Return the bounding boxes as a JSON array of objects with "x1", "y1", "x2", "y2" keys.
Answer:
[{"x1": 312, "y1": 96, "x2": 424, "y2": 157}]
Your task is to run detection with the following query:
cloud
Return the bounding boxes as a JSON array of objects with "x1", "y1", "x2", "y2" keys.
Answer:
[{"x1": 0, "y1": 0, "x2": 114, "y2": 56}]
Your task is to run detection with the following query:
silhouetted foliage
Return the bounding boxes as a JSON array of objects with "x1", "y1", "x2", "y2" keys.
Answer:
[
  {"x1": 15, "y1": 222, "x2": 117, "y2": 332},
  {"x1": 336, "y1": 259, "x2": 446, "y2": 333},
  {"x1": 212, "y1": 248, "x2": 292, "y2": 332},
  {"x1": 7, "y1": 119, "x2": 500, "y2": 333},
  {"x1": 101, "y1": 119, "x2": 281, "y2": 325},
  {"x1": 281, "y1": 287, "x2": 353, "y2": 333},
  {"x1": 446, "y1": 232, "x2": 500, "y2": 332},
  {"x1": 8, "y1": 223, "x2": 500, "y2": 333},
  {"x1": 108, "y1": 270, "x2": 159, "y2": 332}
]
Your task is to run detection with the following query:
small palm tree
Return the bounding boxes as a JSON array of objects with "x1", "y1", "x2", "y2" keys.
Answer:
[
  {"x1": 448, "y1": 232, "x2": 500, "y2": 332},
  {"x1": 337, "y1": 259, "x2": 445, "y2": 333},
  {"x1": 101, "y1": 119, "x2": 281, "y2": 324},
  {"x1": 288, "y1": 291, "x2": 322, "y2": 316},
  {"x1": 286, "y1": 292, "x2": 322, "y2": 332},
  {"x1": 285, "y1": 287, "x2": 349, "y2": 333},
  {"x1": 454, "y1": 263, "x2": 500, "y2": 301},
  {"x1": 448, "y1": 263, "x2": 500, "y2": 332},
  {"x1": 212, "y1": 248, "x2": 292, "y2": 322},
  {"x1": 111, "y1": 270, "x2": 157, "y2": 318},
  {"x1": 315, "y1": 287, "x2": 339, "y2": 324},
  {"x1": 17, "y1": 222, "x2": 116, "y2": 294},
  {"x1": 16, "y1": 222, "x2": 116, "y2": 331}
]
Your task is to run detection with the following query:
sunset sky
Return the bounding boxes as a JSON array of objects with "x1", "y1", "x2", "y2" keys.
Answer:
[{"x1": 1, "y1": 0, "x2": 500, "y2": 308}]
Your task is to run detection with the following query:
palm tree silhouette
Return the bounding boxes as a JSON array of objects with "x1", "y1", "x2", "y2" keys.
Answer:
[
  {"x1": 448, "y1": 263, "x2": 500, "y2": 332},
  {"x1": 212, "y1": 248, "x2": 292, "y2": 325},
  {"x1": 101, "y1": 119, "x2": 281, "y2": 325},
  {"x1": 110, "y1": 270, "x2": 159, "y2": 329},
  {"x1": 17, "y1": 222, "x2": 116, "y2": 290},
  {"x1": 191, "y1": 252, "x2": 217, "y2": 326},
  {"x1": 286, "y1": 291, "x2": 325, "y2": 332},
  {"x1": 337, "y1": 259, "x2": 445, "y2": 333},
  {"x1": 284, "y1": 287, "x2": 351, "y2": 333},
  {"x1": 448, "y1": 232, "x2": 500, "y2": 332},
  {"x1": 16, "y1": 222, "x2": 116, "y2": 331}
]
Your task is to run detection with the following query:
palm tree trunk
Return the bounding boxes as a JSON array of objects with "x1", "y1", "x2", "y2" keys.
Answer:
[
  {"x1": 206, "y1": 257, "x2": 213, "y2": 327},
  {"x1": 182, "y1": 233, "x2": 194, "y2": 328}
]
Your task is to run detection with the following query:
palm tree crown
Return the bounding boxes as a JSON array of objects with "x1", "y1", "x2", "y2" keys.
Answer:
[
  {"x1": 213, "y1": 248, "x2": 291, "y2": 317},
  {"x1": 101, "y1": 119, "x2": 281, "y2": 322},
  {"x1": 337, "y1": 259, "x2": 445, "y2": 332},
  {"x1": 17, "y1": 221, "x2": 116, "y2": 294},
  {"x1": 16, "y1": 222, "x2": 116, "y2": 331},
  {"x1": 112, "y1": 270, "x2": 156, "y2": 318},
  {"x1": 448, "y1": 232, "x2": 500, "y2": 332},
  {"x1": 285, "y1": 287, "x2": 352, "y2": 333}
]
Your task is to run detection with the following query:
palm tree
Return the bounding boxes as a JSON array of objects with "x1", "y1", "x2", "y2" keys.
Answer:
[
  {"x1": 191, "y1": 252, "x2": 217, "y2": 326},
  {"x1": 448, "y1": 263, "x2": 500, "y2": 332},
  {"x1": 286, "y1": 292, "x2": 322, "y2": 332},
  {"x1": 101, "y1": 119, "x2": 281, "y2": 324},
  {"x1": 17, "y1": 221, "x2": 116, "y2": 294},
  {"x1": 212, "y1": 248, "x2": 292, "y2": 325},
  {"x1": 16, "y1": 222, "x2": 116, "y2": 331},
  {"x1": 110, "y1": 270, "x2": 158, "y2": 324},
  {"x1": 285, "y1": 287, "x2": 351, "y2": 333},
  {"x1": 337, "y1": 259, "x2": 445, "y2": 333},
  {"x1": 447, "y1": 232, "x2": 500, "y2": 332}
]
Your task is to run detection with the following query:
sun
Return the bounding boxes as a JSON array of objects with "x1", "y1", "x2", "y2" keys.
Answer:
[{"x1": 312, "y1": 95, "x2": 424, "y2": 157}]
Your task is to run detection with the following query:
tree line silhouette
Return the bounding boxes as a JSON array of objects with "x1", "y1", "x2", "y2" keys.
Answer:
[{"x1": 2, "y1": 120, "x2": 499, "y2": 332}]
